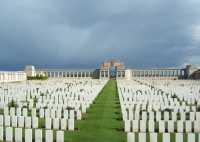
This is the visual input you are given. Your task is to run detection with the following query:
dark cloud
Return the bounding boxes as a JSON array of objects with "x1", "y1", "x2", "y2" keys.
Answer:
[{"x1": 0, "y1": 0, "x2": 200, "y2": 71}]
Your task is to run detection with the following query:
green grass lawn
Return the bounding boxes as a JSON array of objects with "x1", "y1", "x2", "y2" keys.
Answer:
[{"x1": 65, "y1": 80, "x2": 126, "y2": 142}]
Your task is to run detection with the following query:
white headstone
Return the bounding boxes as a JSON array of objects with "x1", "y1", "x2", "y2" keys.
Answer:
[
  {"x1": 61, "y1": 119, "x2": 67, "y2": 130},
  {"x1": 51, "y1": 109, "x2": 55, "y2": 118},
  {"x1": 56, "y1": 131, "x2": 64, "y2": 142},
  {"x1": 0, "y1": 115, "x2": 3, "y2": 126},
  {"x1": 6, "y1": 127, "x2": 12, "y2": 142},
  {"x1": 31, "y1": 108, "x2": 36, "y2": 117},
  {"x1": 150, "y1": 133, "x2": 157, "y2": 142},
  {"x1": 10, "y1": 107, "x2": 15, "y2": 116},
  {"x1": 25, "y1": 117, "x2": 31, "y2": 128},
  {"x1": 156, "y1": 112, "x2": 161, "y2": 121},
  {"x1": 164, "y1": 112, "x2": 169, "y2": 121},
  {"x1": 127, "y1": 132, "x2": 135, "y2": 142},
  {"x1": 45, "y1": 130, "x2": 53, "y2": 142},
  {"x1": 177, "y1": 121, "x2": 183, "y2": 133},
  {"x1": 39, "y1": 109, "x2": 44, "y2": 118},
  {"x1": 148, "y1": 120, "x2": 155, "y2": 132},
  {"x1": 140, "y1": 120, "x2": 146, "y2": 132},
  {"x1": 188, "y1": 133, "x2": 195, "y2": 142},
  {"x1": 45, "y1": 109, "x2": 50, "y2": 118},
  {"x1": 68, "y1": 119, "x2": 74, "y2": 130},
  {"x1": 4, "y1": 115, "x2": 10, "y2": 126},
  {"x1": 125, "y1": 120, "x2": 131, "y2": 132},
  {"x1": 53, "y1": 118, "x2": 59, "y2": 130},
  {"x1": 16, "y1": 108, "x2": 21, "y2": 116},
  {"x1": 23, "y1": 108, "x2": 27, "y2": 117},
  {"x1": 45, "y1": 118, "x2": 52, "y2": 129},
  {"x1": 32, "y1": 117, "x2": 38, "y2": 128},
  {"x1": 132, "y1": 120, "x2": 138, "y2": 132},
  {"x1": 139, "y1": 133, "x2": 146, "y2": 142},
  {"x1": 185, "y1": 121, "x2": 191, "y2": 133},
  {"x1": 0, "y1": 126, "x2": 3, "y2": 141},
  {"x1": 142, "y1": 112, "x2": 147, "y2": 121},
  {"x1": 159, "y1": 121, "x2": 165, "y2": 133},
  {"x1": 15, "y1": 128, "x2": 22, "y2": 142},
  {"x1": 163, "y1": 133, "x2": 170, "y2": 142},
  {"x1": 63, "y1": 110, "x2": 68, "y2": 119},
  {"x1": 76, "y1": 110, "x2": 82, "y2": 120},
  {"x1": 149, "y1": 112, "x2": 154, "y2": 120},
  {"x1": 171, "y1": 112, "x2": 177, "y2": 121},
  {"x1": 35, "y1": 129, "x2": 42, "y2": 142},
  {"x1": 18, "y1": 116, "x2": 24, "y2": 127},
  {"x1": 175, "y1": 133, "x2": 183, "y2": 142},
  {"x1": 194, "y1": 121, "x2": 200, "y2": 132},
  {"x1": 11, "y1": 116, "x2": 17, "y2": 127},
  {"x1": 69, "y1": 110, "x2": 74, "y2": 119},
  {"x1": 168, "y1": 121, "x2": 174, "y2": 133}
]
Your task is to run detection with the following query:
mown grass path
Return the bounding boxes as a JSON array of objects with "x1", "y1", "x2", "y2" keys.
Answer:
[{"x1": 66, "y1": 80, "x2": 126, "y2": 142}]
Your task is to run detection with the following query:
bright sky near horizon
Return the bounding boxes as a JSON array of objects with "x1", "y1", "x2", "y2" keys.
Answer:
[{"x1": 0, "y1": 0, "x2": 200, "y2": 71}]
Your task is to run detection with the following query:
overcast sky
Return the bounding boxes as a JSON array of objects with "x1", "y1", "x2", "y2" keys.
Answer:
[{"x1": 0, "y1": 0, "x2": 200, "y2": 71}]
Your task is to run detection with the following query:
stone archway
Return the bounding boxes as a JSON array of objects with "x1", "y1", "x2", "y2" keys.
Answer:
[{"x1": 100, "y1": 60, "x2": 126, "y2": 79}]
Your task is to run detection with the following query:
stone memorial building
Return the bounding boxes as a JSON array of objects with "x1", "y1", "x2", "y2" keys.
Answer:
[{"x1": 23, "y1": 60, "x2": 200, "y2": 80}]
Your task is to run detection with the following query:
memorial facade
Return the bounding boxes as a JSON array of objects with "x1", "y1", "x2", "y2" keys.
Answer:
[{"x1": 24, "y1": 60, "x2": 200, "y2": 80}]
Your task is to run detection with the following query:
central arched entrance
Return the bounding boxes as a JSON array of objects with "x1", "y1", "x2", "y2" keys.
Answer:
[
  {"x1": 99, "y1": 60, "x2": 126, "y2": 79},
  {"x1": 109, "y1": 66, "x2": 116, "y2": 79}
]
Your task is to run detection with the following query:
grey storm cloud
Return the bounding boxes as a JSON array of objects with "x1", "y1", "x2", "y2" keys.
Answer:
[{"x1": 0, "y1": 0, "x2": 200, "y2": 71}]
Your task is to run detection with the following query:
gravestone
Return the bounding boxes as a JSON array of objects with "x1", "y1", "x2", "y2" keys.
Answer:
[
  {"x1": 4, "y1": 115, "x2": 10, "y2": 126},
  {"x1": 63, "y1": 110, "x2": 68, "y2": 119},
  {"x1": 45, "y1": 130, "x2": 53, "y2": 142},
  {"x1": 25, "y1": 117, "x2": 31, "y2": 128},
  {"x1": 132, "y1": 120, "x2": 138, "y2": 132},
  {"x1": 168, "y1": 121, "x2": 174, "y2": 133},
  {"x1": 0, "y1": 126, "x2": 3, "y2": 141},
  {"x1": 0, "y1": 115, "x2": 3, "y2": 126},
  {"x1": 39, "y1": 109, "x2": 44, "y2": 118},
  {"x1": 185, "y1": 121, "x2": 191, "y2": 133},
  {"x1": 35, "y1": 129, "x2": 42, "y2": 142},
  {"x1": 6, "y1": 127, "x2": 12, "y2": 141},
  {"x1": 140, "y1": 120, "x2": 146, "y2": 132},
  {"x1": 150, "y1": 133, "x2": 157, "y2": 142},
  {"x1": 159, "y1": 121, "x2": 165, "y2": 133},
  {"x1": 127, "y1": 132, "x2": 135, "y2": 142},
  {"x1": 77, "y1": 110, "x2": 82, "y2": 120},
  {"x1": 148, "y1": 120, "x2": 155, "y2": 132},
  {"x1": 194, "y1": 121, "x2": 200, "y2": 132},
  {"x1": 61, "y1": 119, "x2": 67, "y2": 130},
  {"x1": 53, "y1": 118, "x2": 59, "y2": 129},
  {"x1": 125, "y1": 120, "x2": 131, "y2": 132},
  {"x1": 32, "y1": 117, "x2": 38, "y2": 128},
  {"x1": 11, "y1": 116, "x2": 17, "y2": 127},
  {"x1": 177, "y1": 121, "x2": 183, "y2": 133},
  {"x1": 187, "y1": 133, "x2": 195, "y2": 142},
  {"x1": 175, "y1": 133, "x2": 183, "y2": 142},
  {"x1": 25, "y1": 129, "x2": 32, "y2": 142},
  {"x1": 139, "y1": 133, "x2": 146, "y2": 142},
  {"x1": 56, "y1": 131, "x2": 64, "y2": 142},
  {"x1": 45, "y1": 118, "x2": 52, "y2": 129},
  {"x1": 15, "y1": 128, "x2": 22, "y2": 142},
  {"x1": 18, "y1": 116, "x2": 24, "y2": 127},
  {"x1": 163, "y1": 133, "x2": 170, "y2": 142},
  {"x1": 68, "y1": 119, "x2": 74, "y2": 130}
]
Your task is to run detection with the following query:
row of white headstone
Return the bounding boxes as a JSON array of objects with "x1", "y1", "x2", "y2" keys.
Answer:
[
  {"x1": 4, "y1": 107, "x2": 82, "y2": 120},
  {"x1": 0, "y1": 126, "x2": 64, "y2": 142},
  {"x1": 127, "y1": 132, "x2": 199, "y2": 142},
  {"x1": 0, "y1": 115, "x2": 74, "y2": 130},
  {"x1": 125, "y1": 120, "x2": 200, "y2": 133},
  {"x1": 122, "y1": 111, "x2": 200, "y2": 122}
]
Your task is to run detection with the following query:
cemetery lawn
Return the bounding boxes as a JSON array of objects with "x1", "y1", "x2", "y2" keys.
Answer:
[{"x1": 65, "y1": 80, "x2": 126, "y2": 142}]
